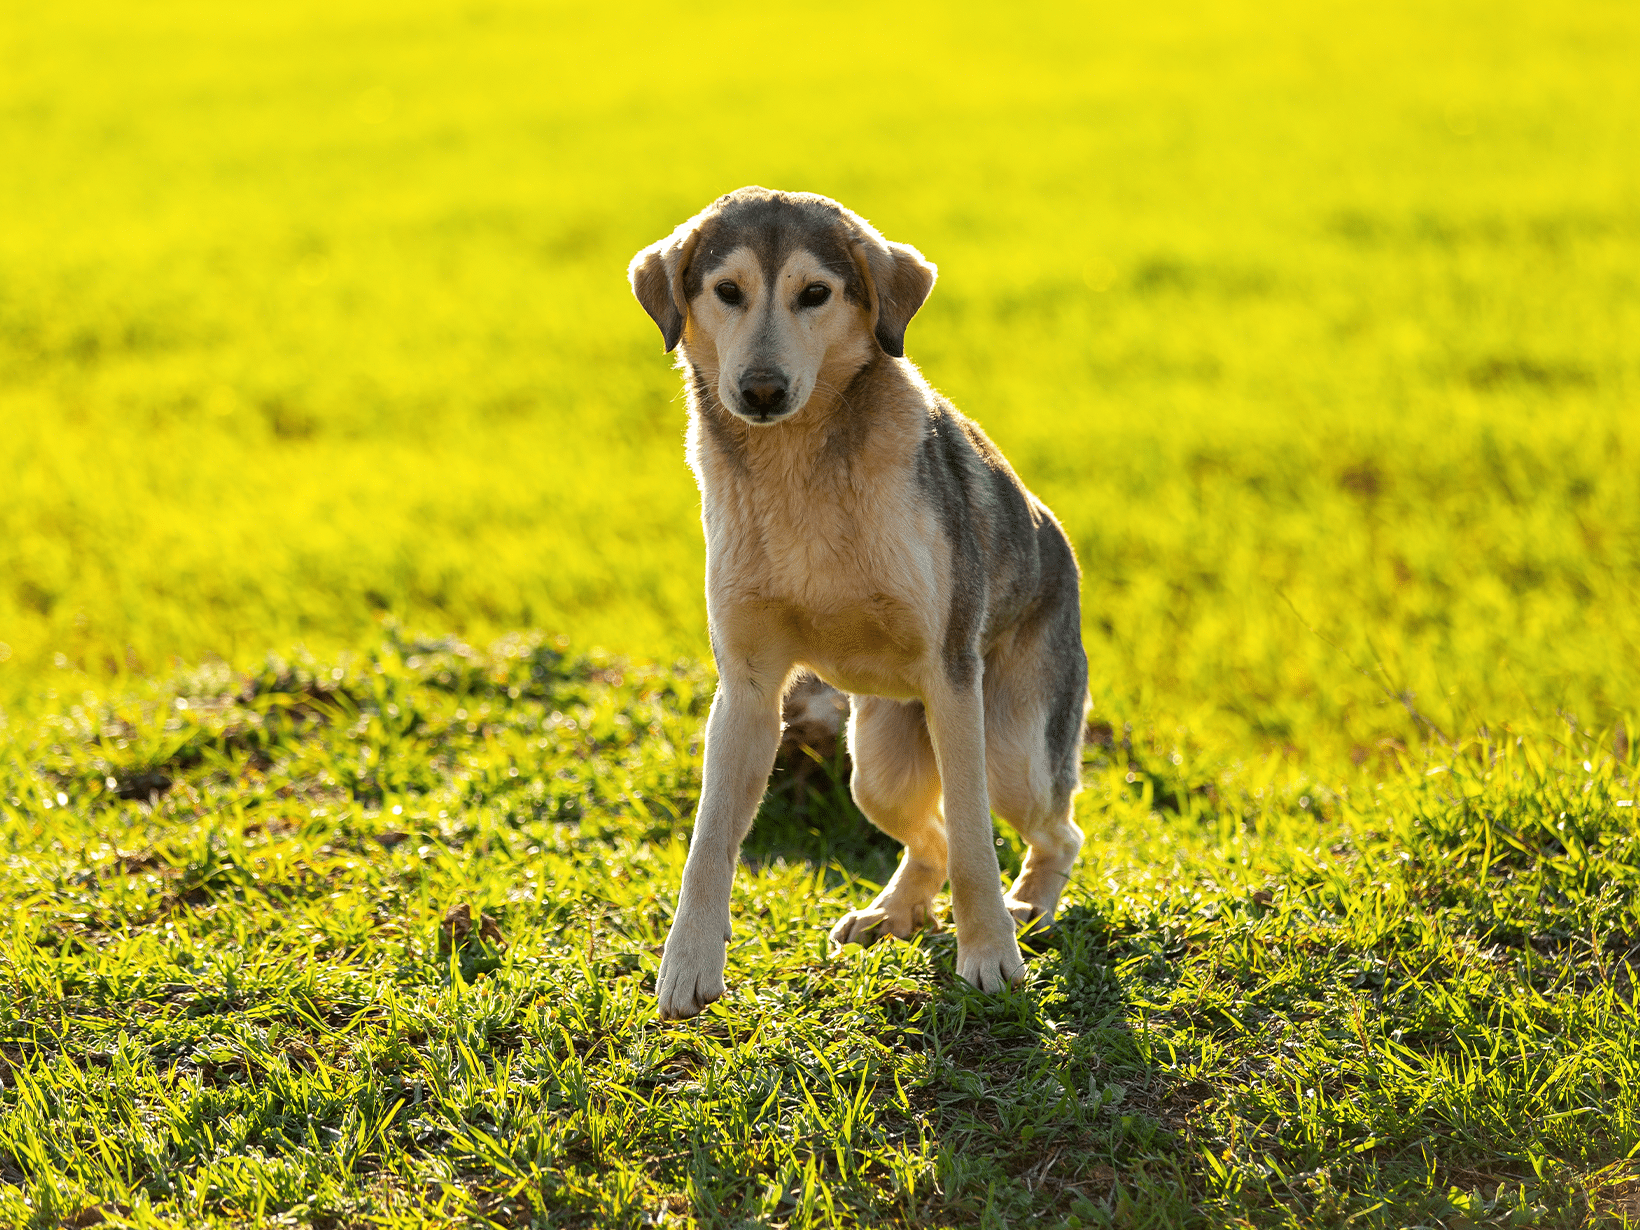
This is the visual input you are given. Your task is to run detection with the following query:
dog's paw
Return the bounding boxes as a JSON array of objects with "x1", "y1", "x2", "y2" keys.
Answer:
[
  {"x1": 655, "y1": 922, "x2": 728, "y2": 1020},
  {"x1": 829, "y1": 900, "x2": 938, "y2": 948},
  {"x1": 955, "y1": 934, "x2": 1027, "y2": 993}
]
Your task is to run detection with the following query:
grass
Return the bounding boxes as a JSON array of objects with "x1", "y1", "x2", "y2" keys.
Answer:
[
  {"x1": 3, "y1": 0, "x2": 1640, "y2": 1224},
  {"x1": 2, "y1": 633, "x2": 1637, "y2": 1227}
]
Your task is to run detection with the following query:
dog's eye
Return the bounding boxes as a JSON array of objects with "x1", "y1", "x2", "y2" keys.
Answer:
[
  {"x1": 715, "y1": 281, "x2": 743, "y2": 305},
  {"x1": 797, "y1": 282, "x2": 831, "y2": 308}
]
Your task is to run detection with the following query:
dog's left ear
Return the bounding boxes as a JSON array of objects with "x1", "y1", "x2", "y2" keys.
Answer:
[
  {"x1": 853, "y1": 238, "x2": 937, "y2": 359},
  {"x1": 629, "y1": 224, "x2": 702, "y2": 352}
]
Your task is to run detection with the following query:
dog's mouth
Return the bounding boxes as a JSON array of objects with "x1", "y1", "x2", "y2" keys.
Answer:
[
  {"x1": 737, "y1": 403, "x2": 797, "y2": 425},
  {"x1": 722, "y1": 370, "x2": 806, "y2": 425}
]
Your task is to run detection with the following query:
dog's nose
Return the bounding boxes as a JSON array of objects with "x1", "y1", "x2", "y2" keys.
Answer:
[{"x1": 740, "y1": 371, "x2": 789, "y2": 414}]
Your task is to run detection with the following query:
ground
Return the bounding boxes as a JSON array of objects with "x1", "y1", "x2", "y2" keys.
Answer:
[{"x1": 1, "y1": 634, "x2": 1636, "y2": 1227}]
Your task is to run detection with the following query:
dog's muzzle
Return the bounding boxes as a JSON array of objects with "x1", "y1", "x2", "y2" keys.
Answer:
[{"x1": 738, "y1": 369, "x2": 790, "y2": 422}]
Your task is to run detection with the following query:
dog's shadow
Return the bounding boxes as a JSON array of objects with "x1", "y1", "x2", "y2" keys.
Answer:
[
  {"x1": 901, "y1": 906, "x2": 1178, "y2": 1221},
  {"x1": 740, "y1": 749, "x2": 1183, "y2": 1216}
]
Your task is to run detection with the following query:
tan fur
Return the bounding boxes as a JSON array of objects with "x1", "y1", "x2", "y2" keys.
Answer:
[{"x1": 632, "y1": 189, "x2": 1087, "y2": 1020}]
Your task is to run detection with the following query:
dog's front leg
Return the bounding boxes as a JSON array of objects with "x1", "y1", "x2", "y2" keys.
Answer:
[
  {"x1": 925, "y1": 670, "x2": 1027, "y2": 993},
  {"x1": 656, "y1": 675, "x2": 784, "y2": 1019}
]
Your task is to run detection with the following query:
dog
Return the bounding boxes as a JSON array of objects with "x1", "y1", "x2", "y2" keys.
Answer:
[{"x1": 629, "y1": 187, "x2": 1089, "y2": 1019}]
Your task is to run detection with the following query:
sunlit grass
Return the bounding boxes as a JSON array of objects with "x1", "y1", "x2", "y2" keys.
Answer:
[{"x1": 2, "y1": 636, "x2": 1636, "y2": 1226}]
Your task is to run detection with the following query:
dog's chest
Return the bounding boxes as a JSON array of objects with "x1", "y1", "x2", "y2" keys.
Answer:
[
  {"x1": 751, "y1": 485, "x2": 870, "y2": 595},
  {"x1": 713, "y1": 474, "x2": 922, "y2": 593},
  {"x1": 703, "y1": 464, "x2": 942, "y2": 692}
]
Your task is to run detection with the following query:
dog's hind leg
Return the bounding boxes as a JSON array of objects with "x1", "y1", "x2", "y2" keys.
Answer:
[
  {"x1": 990, "y1": 737, "x2": 1083, "y2": 932},
  {"x1": 985, "y1": 597, "x2": 1088, "y2": 931},
  {"x1": 830, "y1": 696, "x2": 948, "y2": 946}
]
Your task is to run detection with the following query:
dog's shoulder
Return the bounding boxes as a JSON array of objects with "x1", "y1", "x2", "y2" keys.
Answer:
[{"x1": 912, "y1": 395, "x2": 1042, "y2": 546}]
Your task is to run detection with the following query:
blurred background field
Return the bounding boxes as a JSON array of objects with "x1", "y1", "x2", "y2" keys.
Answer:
[{"x1": 2, "y1": 0, "x2": 1637, "y2": 748}]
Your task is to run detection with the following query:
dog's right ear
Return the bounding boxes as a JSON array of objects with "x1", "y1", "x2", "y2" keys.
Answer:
[{"x1": 628, "y1": 225, "x2": 701, "y2": 353}]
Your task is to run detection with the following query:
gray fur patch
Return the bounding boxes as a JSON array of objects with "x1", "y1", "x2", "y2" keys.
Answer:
[
  {"x1": 915, "y1": 410, "x2": 987, "y2": 690},
  {"x1": 1033, "y1": 520, "x2": 1089, "y2": 806},
  {"x1": 692, "y1": 370, "x2": 749, "y2": 475},
  {"x1": 816, "y1": 354, "x2": 882, "y2": 470},
  {"x1": 912, "y1": 401, "x2": 1086, "y2": 757},
  {"x1": 962, "y1": 418, "x2": 1042, "y2": 636},
  {"x1": 682, "y1": 189, "x2": 868, "y2": 309},
  {"x1": 685, "y1": 365, "x2": 751, "y2": 475}
]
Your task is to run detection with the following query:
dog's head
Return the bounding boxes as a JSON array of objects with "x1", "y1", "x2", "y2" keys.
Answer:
[{"x1": 629, "y1": 187, "x2": 936, "y2": 425}]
